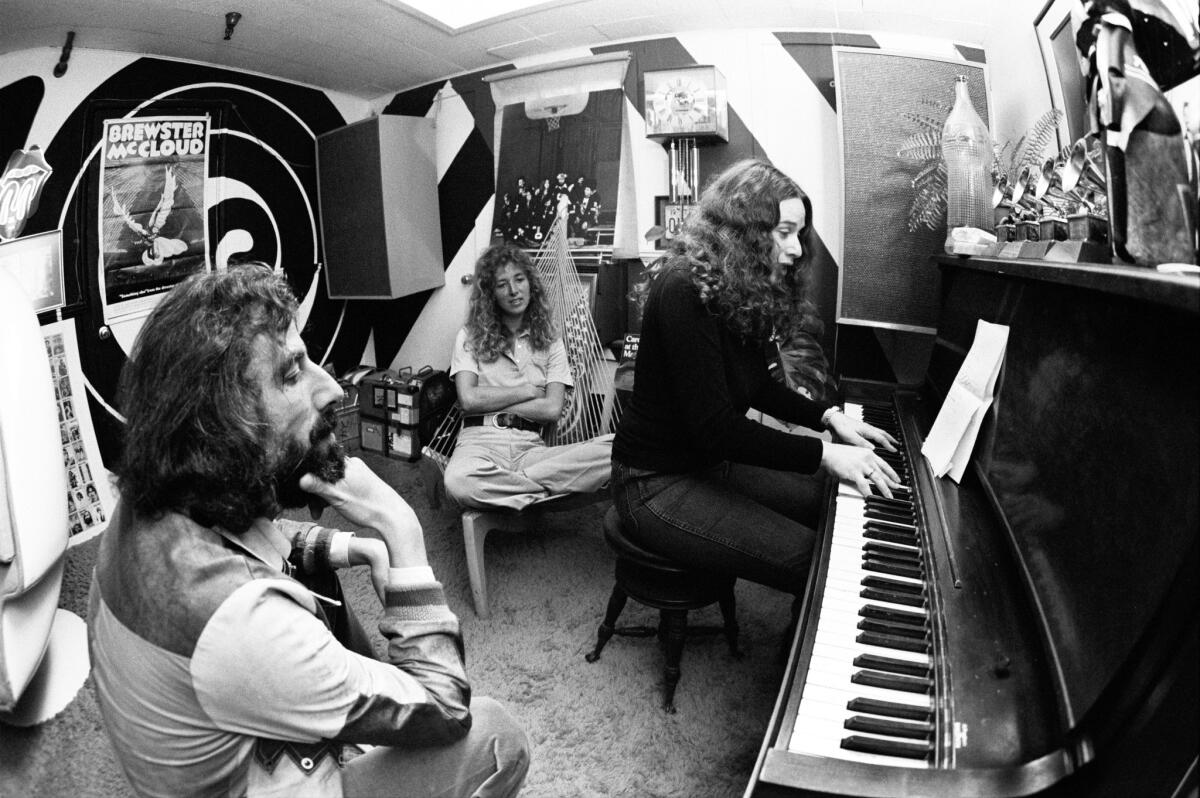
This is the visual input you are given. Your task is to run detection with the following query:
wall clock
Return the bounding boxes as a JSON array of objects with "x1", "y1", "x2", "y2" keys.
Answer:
[{"x1": 643, "y1": 66, "x2": 729, "y2": 141}]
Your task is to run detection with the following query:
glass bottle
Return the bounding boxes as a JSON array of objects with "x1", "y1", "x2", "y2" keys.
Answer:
[{"x1": 942, "y1": 75, "x2": 994, "y2": 248}]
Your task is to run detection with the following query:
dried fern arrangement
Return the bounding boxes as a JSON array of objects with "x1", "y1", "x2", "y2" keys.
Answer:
[{"x1": 897, "y1": 106, "x2": 1063, "y2": 232}]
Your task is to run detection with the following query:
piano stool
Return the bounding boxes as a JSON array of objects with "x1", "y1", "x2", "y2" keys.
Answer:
[{"x1": 585, "y1": 507, "x2": 742, "y2": 713}]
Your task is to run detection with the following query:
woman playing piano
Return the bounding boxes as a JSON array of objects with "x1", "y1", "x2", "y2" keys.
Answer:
[{"x1": 611, "y1": 158, "x2": 901, "y2": 598}]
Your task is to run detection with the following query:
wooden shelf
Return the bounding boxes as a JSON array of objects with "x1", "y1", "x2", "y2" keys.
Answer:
[{"x1": 934, "y1": 254, "x2": 1200, "y2": 315}]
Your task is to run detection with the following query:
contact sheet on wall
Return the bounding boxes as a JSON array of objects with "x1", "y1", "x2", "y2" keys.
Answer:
[{"x1": 41, "y1": 319, "x2": 115, "y2": 546}]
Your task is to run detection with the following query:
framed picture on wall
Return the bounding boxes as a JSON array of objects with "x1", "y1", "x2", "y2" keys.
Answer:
[
  {"x1": 653, "y1": 196, "x2": 697, "y2": 250},
  {"x1": 0, "y1": 229, "x2": 65, "y2": 314},
  {"x1": 1035, "y1": 0, "x2": 1089, "y2": 149}
]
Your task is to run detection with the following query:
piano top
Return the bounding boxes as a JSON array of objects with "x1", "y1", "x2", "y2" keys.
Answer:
[{"x1": 932, "y1": 255, "x2": 1200, "y2": 314}]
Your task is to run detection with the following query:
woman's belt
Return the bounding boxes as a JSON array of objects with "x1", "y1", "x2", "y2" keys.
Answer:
[{"x1": 462, "y1": 413, "x2": 543, "y2": 433}]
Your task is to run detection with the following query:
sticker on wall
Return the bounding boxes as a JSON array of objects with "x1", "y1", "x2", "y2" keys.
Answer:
[
  {"x1": 0, "y1": 145, "x2": 53, "y2": 242},
  {"x1": 98, "y1": 115, "x2": 211, "y2": 323},
  {"x1": 41, "y1": 319, "x2": 115, "y2": 546}
]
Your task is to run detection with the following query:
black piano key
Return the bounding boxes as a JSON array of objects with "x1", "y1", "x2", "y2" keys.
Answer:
[
  {"x1": 865, "y1": 518, "x2": 917, "y2": 534},
  {"x1": 865, "y1": 557, "x2": 923, "y2": 577},
  {"x1": 860, "y1": 575, "x2": 924, "y2": 596},
  {"x1": 857, "y1": 630, "x2": 930, "y2": 653},
  {"x1": 860, "y1": 604, "x2": 927, "y2": 625},
  {"x1": 866, "y1": 496, "x2": 912, "y2": 511},
  {"x1": 847, "y1": 697, "x2": 932, "y2": 722},
  {"x1": 863, "y1": 560, "x2": 923, "y2": 581},
  {"x1": 852, "y1": 653, "x2": 931, "y2": 678},
  {"x1": 863, "y1": 527, "x2": 918, "y2": 546},
  {"x1": 863, "y1": 556, "x2": 923, "y2": 577},
  {"x1": 860, "y1": 587, "x2": 926, "y2": 607},
  {"x1": 863, "y1": 547, "x2": 922, "y2": 567},
  {"x1": 841, "y1": 735, "x2": 931, "y2": 760},
  {"x1": 864, "y1": 542, "x2": 922, "y2": 561},
  {"x1": 851, "y1": 669, "x2": 933, "y2": 694},
  {"x1": 857, "y1": 618, "x2": 926, "y2": 639},
  {"x1": 844, "y1": 715, "x2": 933, "y2": 740},
  {"x1": 866, "y1": 507, "x2": 916, "y2": 524}
]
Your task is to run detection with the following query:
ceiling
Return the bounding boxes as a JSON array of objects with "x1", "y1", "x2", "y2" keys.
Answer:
[{"x1": 2, "y1": 0, "x2": 1003, "y2": 100}]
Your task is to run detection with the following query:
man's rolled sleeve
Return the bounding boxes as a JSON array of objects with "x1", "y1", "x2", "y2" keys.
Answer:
[
  {"x1": 193, "y1": 577, "x2": 470, "y2": 748},
  {"x1": 285, "y1": 523, "x2": 357, "y2": 574}
]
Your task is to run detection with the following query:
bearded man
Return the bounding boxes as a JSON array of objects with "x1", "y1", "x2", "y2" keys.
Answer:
[{"x1": 88, "y1": 263, "x2": 529, "y2": 798}]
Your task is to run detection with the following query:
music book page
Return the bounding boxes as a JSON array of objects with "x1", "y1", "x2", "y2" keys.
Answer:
[{"x1": 921, "y1": 319, "x2": 1009, "y2": 482}]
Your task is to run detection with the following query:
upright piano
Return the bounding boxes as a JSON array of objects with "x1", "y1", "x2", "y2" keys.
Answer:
[{"x1": 746, "y1": 255, "x2": 1199, "y2": 797}]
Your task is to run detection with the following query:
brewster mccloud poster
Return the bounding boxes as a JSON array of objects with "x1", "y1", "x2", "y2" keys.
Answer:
[{"x1": 98, "y1": 115, "x2": 210, "y2": 322}]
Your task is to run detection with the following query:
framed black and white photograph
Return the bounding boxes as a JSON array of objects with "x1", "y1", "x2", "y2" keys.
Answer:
[
  {"x1": 0, "y1": 229, "x2": 65, "y2": 314},
  {"x1": 1035, "y1": 0, "x2": 1089, "y2": 149}
]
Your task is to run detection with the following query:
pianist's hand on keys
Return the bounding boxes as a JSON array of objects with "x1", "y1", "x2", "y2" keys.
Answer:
[
  {"x1": 826, "y1": 408, "x2": 899, "y2": 453},
  {"x1": 821, "y1": 442, "x2": 902, "y2": 499},
  {"x1": 821, "y1": 408, "x2": 902, "y2": 498}
]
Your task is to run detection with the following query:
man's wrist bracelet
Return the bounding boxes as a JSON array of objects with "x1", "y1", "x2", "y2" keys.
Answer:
[{"x1": 821, "y1": 406, "x2": 843, "y2": 428}]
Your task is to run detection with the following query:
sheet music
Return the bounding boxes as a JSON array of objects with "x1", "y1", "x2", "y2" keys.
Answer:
[{"x1": 921, "y1": 320, "x2": 1009, "y2": 482}]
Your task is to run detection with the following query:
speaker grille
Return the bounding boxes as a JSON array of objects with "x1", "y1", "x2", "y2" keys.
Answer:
[{"x1": 836, "y1": 51, "x2": 989, "y2": 330}]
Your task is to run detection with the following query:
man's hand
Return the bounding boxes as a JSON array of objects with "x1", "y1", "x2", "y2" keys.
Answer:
[
  {"x1": 827, "y1": 412, "x2": 899, "y2": 452},
  {"x1": 299, "y1": 457, "x2": 427, "y2": 568},
  {"x1": 820, "y1": 442, "x2": 902, "y2": 498},
  {"x1": 346, "y1": 537, "x2": 390, "y2": 602}
]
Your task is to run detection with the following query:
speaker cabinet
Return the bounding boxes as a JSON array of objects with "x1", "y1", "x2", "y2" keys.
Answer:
[{"x1": 316, "y1": 115, "x2": 444, "y2": 299}]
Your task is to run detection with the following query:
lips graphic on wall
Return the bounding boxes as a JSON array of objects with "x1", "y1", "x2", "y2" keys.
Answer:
[{"x1": 0, "y1": 145, "x2": 53, "y2": 241}]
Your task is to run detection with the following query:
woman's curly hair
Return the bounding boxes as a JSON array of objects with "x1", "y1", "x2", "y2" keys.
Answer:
[
  {"x1": 116, "y1": 263, "x2": 298, "y2": 533},
  {"x1": 464, "y1": 243, "x2": 557, "y2": 362},
  {"x1": 666, "y1": 159, "x2": 818, "y2": 344}
]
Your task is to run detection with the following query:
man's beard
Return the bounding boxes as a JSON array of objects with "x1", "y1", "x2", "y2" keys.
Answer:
[{"x1": 272, "y1": 405, "x2": 347, "y2": 511}]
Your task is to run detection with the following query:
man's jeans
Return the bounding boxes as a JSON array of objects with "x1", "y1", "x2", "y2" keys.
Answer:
[{"x1": 610, "y1": 459, "x2": 824, "y2": 594}]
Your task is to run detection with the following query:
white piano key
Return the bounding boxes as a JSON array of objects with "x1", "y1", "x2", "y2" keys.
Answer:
[
  {"x1": 799, "y1": 680, "x2": 931, "y2": 713},
  {"x1": 811, "y1": 630, "x2": 930, "y2": 668},
  {"x1": 791, "y1": 713, "x2": 931, "y2": 751},
  {"x1": 802, "y1": 672, "x2": 930, "y2": 709},
  {"x1": 820, "y1": 592, "x2": 929, "y2": 620},
  {"x1": 823, "y1": 567, "x2": 926, "y2": 593},
  {"x1": 786, "y1": 729, "x2": 930, "y2": 769},
  {"x1": 809, "y1": 629, "x2": 931, "y2": 666}
]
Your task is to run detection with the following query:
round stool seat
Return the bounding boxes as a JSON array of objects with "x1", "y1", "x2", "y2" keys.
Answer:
[
  {"x1": 587, "y1": 506, "x2": 742, "y2": 712},
  {"x1": 601, "y1": 508, "x2": 732, "y2": 610}
]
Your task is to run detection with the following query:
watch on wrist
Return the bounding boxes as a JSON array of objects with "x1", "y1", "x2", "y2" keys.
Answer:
[{"x1": 821, "y1": 406, "x2": 843, "y2": 428}]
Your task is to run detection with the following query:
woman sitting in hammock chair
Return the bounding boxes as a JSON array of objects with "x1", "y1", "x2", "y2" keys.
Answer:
[{"x1": 444, "y1": 243, "x2": 613, "y2": 512}]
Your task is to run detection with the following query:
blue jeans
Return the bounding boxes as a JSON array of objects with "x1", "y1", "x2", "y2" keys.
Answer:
[{"x1": 610, "y1": 460, "x2": 825, "y2": 594}]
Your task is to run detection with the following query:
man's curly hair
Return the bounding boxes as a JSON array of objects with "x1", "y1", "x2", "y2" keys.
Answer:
[
  {"x1": 667, "y1": 159, "x2": 818, "y2": 344},
  {"x1": 464, "y1": 243, "x2": 557, "y2": 362},
  {"x1": 115, "y1": 263, "x2": 299, "y2": 533}
]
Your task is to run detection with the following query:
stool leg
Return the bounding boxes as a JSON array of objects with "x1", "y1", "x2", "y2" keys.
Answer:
[
  {"x1": 718, "y1": 587, "x2": 742, "y2": 659},
  {"x1": 585, "y1": 585, "x2": 628, "y2": 663},
  {"x1": 659, "y1": 608, "x2": 687, "y2": 714}
]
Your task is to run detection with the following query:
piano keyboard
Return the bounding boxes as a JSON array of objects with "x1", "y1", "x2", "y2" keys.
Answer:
[{"x1": 787, "y1": 401, "x2": 935, "y2": 768}]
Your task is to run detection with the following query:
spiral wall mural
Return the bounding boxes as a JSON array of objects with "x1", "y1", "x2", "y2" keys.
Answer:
[{"x1": 9, "y1": 57, "x2": 348, "y2": 460}]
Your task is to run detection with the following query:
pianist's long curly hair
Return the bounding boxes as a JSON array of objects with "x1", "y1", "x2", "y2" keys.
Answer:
[
  {"x1": 465, "y1": 243, "x2": 557, "y2": 362},
  {"x1": 116, "y1": 263, "x2": 298, "y2": 534},
  {"x1": 665, "y1": 158, "x2": 819, "y2": 344}
]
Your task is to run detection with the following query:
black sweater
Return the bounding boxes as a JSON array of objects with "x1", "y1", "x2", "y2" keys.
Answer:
[{"x1": 613, "y1": 263, "x2": 831, "y2": 474}]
